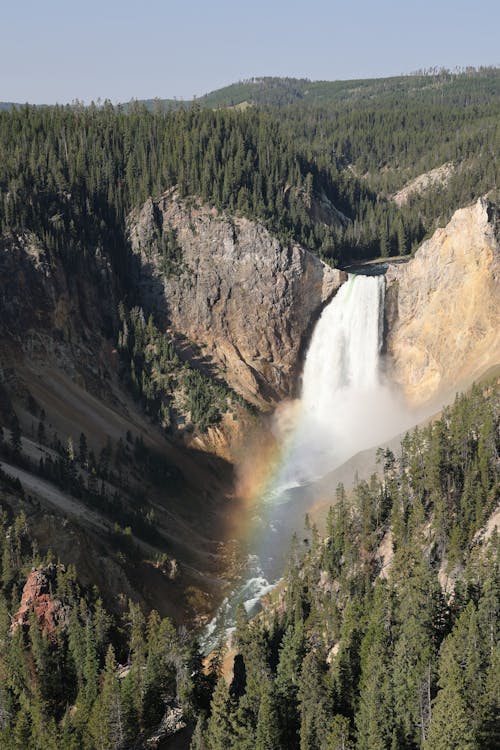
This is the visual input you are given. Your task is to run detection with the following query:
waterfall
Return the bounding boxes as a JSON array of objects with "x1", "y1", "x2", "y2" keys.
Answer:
[
  {"x1": 302, "y1": 273, "x2": 385, "y2": 401},
  {"x1": 276, "y1": 273, "x2": 387, "y2": 488},
  {"x1": 202, "y1": 272, "x2": 412, "y2": 652}
]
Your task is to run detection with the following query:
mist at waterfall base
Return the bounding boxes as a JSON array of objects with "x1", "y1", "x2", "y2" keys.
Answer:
[{"x1": 202, "y1": 274, "x2": 419, "y2": 651}]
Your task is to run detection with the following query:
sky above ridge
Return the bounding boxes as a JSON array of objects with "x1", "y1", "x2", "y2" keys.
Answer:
[{"x1": 1, "y1": 0, "x2": 499, "y2": 104}]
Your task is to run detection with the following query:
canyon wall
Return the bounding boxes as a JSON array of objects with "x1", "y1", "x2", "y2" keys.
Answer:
[
  {"x1": 385, "y1": 198, "x2": 500, "y2": 406},
  {"x1": 128, "y1": 190, "x2": 346, "y2": 408}
]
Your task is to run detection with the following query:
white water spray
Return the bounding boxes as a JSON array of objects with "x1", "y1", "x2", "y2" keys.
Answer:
[
  {"x1": 203, "y1": 273, "x2": 417, "y2": 651},
  {"x1": 303, "y1": 273, "x2": 384, "y2": 399},
  {"x1": 274, "y1": 273, "x2": 408, "y2": 490}
]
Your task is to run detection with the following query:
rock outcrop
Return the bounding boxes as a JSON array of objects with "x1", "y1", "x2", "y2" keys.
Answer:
[
  {"x1": 392, "y1": 162, "x2": 455, "y2": 206},
  {"x1": 146, "y1": 703, "x2": 186, "y2": 747},
  {"x1": 385, "y1": 198, "x2": 500, "y2": 406},
  {"x1": 128, "y1": 190, "x2": 346, "y2": 408},
  {"x1": 11, "y1": 564, "x2": 70, "y2": 635}
]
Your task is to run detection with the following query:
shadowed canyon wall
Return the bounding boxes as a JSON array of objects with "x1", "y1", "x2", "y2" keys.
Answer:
[{"x1": 128, "y1": 190, "x2": 346, "y2": 409}]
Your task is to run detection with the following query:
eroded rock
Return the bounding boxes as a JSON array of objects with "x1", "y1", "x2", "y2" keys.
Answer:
[
  {"x1": 385, "y1": 198, "x2": 500, "y2": 407},
  {"x1": 128, "y1": 190, "x2": 346, "y2": 409},
  {"x1": 11, "y1": 564, "x2": 70, "y2": 635}
]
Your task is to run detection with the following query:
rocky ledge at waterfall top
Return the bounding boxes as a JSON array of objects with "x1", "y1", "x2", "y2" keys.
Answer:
[
  {"x1": 128, "y1": 189, "x2": 346, "y2": 408},
  {"x1": 385, "y1": 198, "x2": 500, "y2": 406}
]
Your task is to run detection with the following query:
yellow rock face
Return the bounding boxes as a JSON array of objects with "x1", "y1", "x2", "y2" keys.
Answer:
[{"x1": 385, "y1": 198, "x2": 500, "y2": 407}]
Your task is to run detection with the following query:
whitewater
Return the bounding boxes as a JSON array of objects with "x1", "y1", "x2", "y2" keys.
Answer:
[
  {"x1": 274, "y1": 272, "x2": 386, "y2": 489},
  {"x1": 202, "y1": 273, "x2": 414, "y2": 651}
]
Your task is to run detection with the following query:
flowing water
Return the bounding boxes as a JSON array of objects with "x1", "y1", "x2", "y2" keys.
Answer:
[
  {"x1": 275, "y1": 272, "x2": 385, "y2": 488},
  {"x1": 202, "y1": 273, "x2": 412, "y2": 651}
]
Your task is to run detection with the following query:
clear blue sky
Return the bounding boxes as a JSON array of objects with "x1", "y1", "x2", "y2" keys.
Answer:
[{"x1": 1, "y1": 0, "x2": 498, "y2": 104}]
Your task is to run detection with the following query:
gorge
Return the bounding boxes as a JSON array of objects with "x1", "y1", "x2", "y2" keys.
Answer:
[
  {"x1": 204, "y1": 272, "x2": 415, "y2": 648},
  {"x1": 0, "y1": 77, "x2": 498, "y2": 748},
  {"x1": 203, "y1": 197, "x2": 500, "y2": 650}
]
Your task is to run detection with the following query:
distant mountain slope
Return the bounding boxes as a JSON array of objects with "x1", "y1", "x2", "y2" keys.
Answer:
[{"x1": 129, "y1": 67, "x2": 500, "y2": 111}]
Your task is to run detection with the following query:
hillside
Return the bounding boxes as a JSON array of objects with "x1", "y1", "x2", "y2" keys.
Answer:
[
  {"x1": 199, "y1": 380, "x2": 500, "y2": 750},
  {"x1": 2, "y1": 83, "x2": 499, "y2": 270},
  {"x1": 0, "y1": 225, "x2": 241, "y2": 626},
  {"x1": 132, "y1": 67, "x2": 500, "y2": 111}
]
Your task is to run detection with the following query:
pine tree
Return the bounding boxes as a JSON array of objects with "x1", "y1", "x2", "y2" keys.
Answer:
[
  {"x1": 90, "y1": 645, "x2": 125, "y2": 750},
  {"x1": 478, "y1": 644, "x2": 500, "y2": 750},
  {"x1": 255, "y1": 678, "x2": 282, "y2": 750},
  {"x1": 10, "y1": 414, "x2": 22, "y2": 456},
  {"x1": 83, "y1": 620, "x2": 99, "y2": 705},
  {"x1": 12, "y1": 698, "x2": 31, "y2": 750},
  {"x1": 327, "y1": 715, "x2": 353, "y2": 750},
  {"x1": 79, "y1": 432, "x2": 88, "y2": 465},
  {"x1": 391, "y1": 548, "x2": 442, "y2": 747},
  {"x1": 298, "y1": 650, "x2": 331, "y2": 750},
  {"x1": 425, "y1": 605, "x2": 480, "y2": 750},
  {"x1": 355, "y1": 582, "x2": 394, "y2": 750},
  {"x1": 275, "y1": 622, "x2": 304, "y2": 748},
  {"x1": 205, "y1": 677, "x2": 236, "y2": 750},
  {"x1": 190, "y1": 712, "x2": 207, "y2": 750}
]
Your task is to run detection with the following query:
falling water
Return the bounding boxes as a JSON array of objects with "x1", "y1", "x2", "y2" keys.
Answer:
[
  {"x1": 274, "y1": 273, "x2": 386, "y2": 488},
  {"x1": 202, "y1": 273, "x2": 411, "y2": 651}
]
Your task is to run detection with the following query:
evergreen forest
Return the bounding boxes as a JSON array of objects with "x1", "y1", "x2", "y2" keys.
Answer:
[
  {"x1": 1, "y1": 68, "x2": 498, "y2": 268},
  {"x1": 198, "y1": 382, "x2": 500, "y2": 750}
]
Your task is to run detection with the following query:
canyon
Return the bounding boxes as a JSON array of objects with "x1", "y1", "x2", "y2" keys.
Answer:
[
  {"x1": 0, "y1": 191, "x2": 499, "y2": 633},
  {"x1": 1, "y1": 66, "x2": 499, "y2": 750},
  {"x1": 0, "y1": 192, "x2": 345, "y2": 626}
]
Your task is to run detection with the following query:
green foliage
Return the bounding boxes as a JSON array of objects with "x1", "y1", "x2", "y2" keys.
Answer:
[
  {"x1": 117, "y1": 304, "x2": 243, "y2": 432},
  {"x1": 255, "y1": 679, "x2": 282, "y2": 750},
  {"x1": 134, "y1": 69, "x2": 500, "y2": 112},
  {"x1": 1, "y1": 71, "x2": 497, "y2": 271},
  {"x1": 205, "y1": 677, "x2": 236, "y2": 750},
  {"x1": 0, "y1": 508, "x2": 204, "y2": 749},
  {"x1": 198, "y1": 381, "x2": 500, "y2": 750}
]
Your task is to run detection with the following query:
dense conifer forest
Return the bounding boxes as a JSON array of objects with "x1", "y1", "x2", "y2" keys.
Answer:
[
  {"x1": 1, "y1": 68, "x2": 498, "y2": 267},
  {"x1": 0, "y1": 492, "x2": 213, "y2": 749},
  {"x1": 198, "y1": 382, "x2": 500, "y2": 750}
]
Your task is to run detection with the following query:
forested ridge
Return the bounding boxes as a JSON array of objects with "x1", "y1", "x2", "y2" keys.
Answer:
[
  {"x1": 132, "y1": 67, "x2": 500, "y2": 111},
  {"x1": 1, "y1": 67, "x2": 498, "y2": 267}
]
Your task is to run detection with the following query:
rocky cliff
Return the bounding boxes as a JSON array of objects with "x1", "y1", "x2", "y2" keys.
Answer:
[
  {"x1": 385, "y1": 198, "x2": 500, "y2": 406},
  {"x1": 0, "y1": 195, "x2": 346, "y2": 626},
  {"x1": 0, "y1": 231, "x2": 119, "y2": 400},
  {"x1": 128, "y1": 190, "x2": 346, "y2": 408}
]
